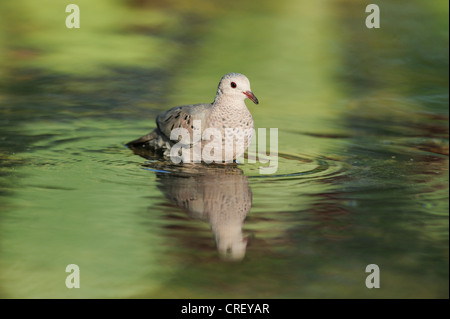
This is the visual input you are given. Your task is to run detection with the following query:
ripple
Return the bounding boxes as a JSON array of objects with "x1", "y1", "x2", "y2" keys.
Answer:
[
  {"x1": 243, "y1": 152, "x2": 349, "y2": 182},
  {"x1": 137, "y1": 151, "x2": 349, "y2": 185}
]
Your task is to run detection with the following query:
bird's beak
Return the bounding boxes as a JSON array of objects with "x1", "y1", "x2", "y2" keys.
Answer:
[{"x1": 243, "y1": 91, "x2": 259, "y2": 105}]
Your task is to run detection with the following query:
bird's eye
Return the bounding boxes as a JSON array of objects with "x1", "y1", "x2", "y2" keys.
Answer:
[{"x1": 230, "y1": 82, "x2": 237, "y2": 88}]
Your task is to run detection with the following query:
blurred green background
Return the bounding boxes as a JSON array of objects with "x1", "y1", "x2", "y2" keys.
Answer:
[{"x1": 0, "y1": 0, "x2": 448, "y2": 298}]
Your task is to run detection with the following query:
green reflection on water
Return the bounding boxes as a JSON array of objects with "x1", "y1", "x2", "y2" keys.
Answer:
[
  {"x1": 0, "y1": 0, "x2": 179, "y2": 76},
  {"x1": 0, "y1": 0, "x2": 448, "y2": 298}
]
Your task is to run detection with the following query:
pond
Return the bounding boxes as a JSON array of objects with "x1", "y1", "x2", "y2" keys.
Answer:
[{"x1": 0, "y1": 0, "x2": 448, "y2": 298}]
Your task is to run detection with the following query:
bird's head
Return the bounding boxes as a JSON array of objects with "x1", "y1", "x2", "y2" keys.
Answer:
[{"x1": 215, "y1": 73, "x2": 259, "y2": 105}]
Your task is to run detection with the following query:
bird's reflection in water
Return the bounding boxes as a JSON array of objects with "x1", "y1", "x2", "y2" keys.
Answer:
[{"x1": 140, "y1": 155, "x2": 252, "y2": 262}]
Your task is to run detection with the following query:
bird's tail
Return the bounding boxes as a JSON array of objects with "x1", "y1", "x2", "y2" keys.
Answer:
[{"x1": 126, "y1": 128, "x2": 161, "y2": 147}]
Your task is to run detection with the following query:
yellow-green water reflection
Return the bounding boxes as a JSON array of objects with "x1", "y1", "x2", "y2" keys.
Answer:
[{"x1": 0, "y1": 0, "x2": 448, "y2": 298}]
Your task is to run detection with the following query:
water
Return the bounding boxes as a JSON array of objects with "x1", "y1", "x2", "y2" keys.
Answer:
[{"x1": 0, "y1": 0, "x2": 448, "y2": 298}]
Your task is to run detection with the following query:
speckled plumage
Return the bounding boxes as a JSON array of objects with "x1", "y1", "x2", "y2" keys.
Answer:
[{"x1": 127, "y1": 73, "x2": 258, "y2": 162}]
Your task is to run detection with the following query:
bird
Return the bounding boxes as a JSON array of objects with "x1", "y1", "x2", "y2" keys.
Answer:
[{"x1": 126, "y1": 73, "x2": 259, "y2": 163}]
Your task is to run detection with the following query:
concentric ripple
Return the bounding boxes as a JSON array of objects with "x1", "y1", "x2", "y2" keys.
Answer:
[
  {"x1": 139, "y1": 151, "x2": 349, "y2": 184},
  {"x1": 243, "y1": 152, "x2": 349, "y2": 182}
]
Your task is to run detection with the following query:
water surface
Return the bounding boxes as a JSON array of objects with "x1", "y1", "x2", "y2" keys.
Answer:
[{"x1": 0, "y1": 0, "x2": 448, "y2": 298}]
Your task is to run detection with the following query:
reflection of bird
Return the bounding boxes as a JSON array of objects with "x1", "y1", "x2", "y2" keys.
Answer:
[
  {"x1": 127, "y1": 73, "x2": 259, "y2": 162},
  {"x1": 154, "y1": 164, "x2": 252, "y2": 261}
]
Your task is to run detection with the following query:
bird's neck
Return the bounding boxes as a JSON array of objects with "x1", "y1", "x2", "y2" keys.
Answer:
[
  {"x1": 209, "y1": 95, "x2": 253, "y2": 128},
  {"x1": 213, "y1": 94, "x2": 246, "y2": 110}
]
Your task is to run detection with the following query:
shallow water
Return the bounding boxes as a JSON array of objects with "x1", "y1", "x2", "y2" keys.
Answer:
[{"x1": 0, "y1": 0, "x2": 448, "y2": 298}]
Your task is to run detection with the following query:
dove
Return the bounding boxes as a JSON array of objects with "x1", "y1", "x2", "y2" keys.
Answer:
[{"x1": 126, "y1": 73, "x2": 258, "y2": 163}]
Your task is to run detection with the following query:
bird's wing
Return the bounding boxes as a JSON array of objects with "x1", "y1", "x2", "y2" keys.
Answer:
[{"x1": 156, "y1": 103, "x2": 212, "y2": 143}]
